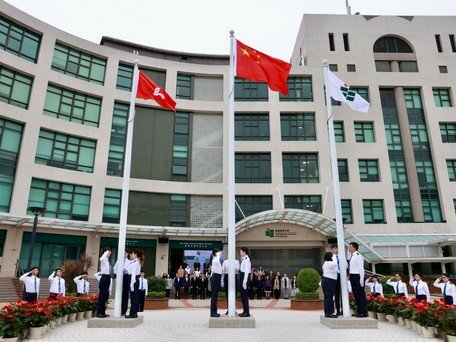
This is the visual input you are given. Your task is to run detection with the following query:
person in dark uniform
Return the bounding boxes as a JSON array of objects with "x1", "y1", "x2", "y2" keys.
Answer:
[
  {"x1": 190, "y1": 273, "x2": 198, "y2": 300},
  {"x1": 96, "y1": 247, "x2": 111, "y2": 318},
  {"x1": 114, "y1": 250, "x2": 131, "y2": 316},
  {"x1": 322, "y1": 252, "x2": 338, "y2": 318},
  {"x1": 19, "y1": 267, "x2": 40, "y2": 303},
  {"x1": 348, "y1": 242, "x2": 368, "y2": 317},
  {"x1": 138, "y1": 272, "x2": 148, "y2": 312},
  {"x1": 433, "y1": 274, "x2": 456, "y2": 305},
  {"x1": 239, "y1": 247, "x2": 252, "y2": 317},
  {"x1": 209, "y1": 249, "x2": 222, "y2": 317},
  {"x1": 200, "y1": 274, "x2": 208, "y2": 299},
  {"x1": 126, "y1": 249, "x2": 144, "y2": 318},
  {"x1": 194, "y1": 259, "x2": 201, "y2": 272}
]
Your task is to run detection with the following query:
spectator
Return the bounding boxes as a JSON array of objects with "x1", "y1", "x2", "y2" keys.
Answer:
[
  {"x1": 165, "y1": 274, "x2": 172, "y2": 298},
  {"x1": 256, "y1": 276, "x2": 265, "y2": 299},
  {"x1": 176, "y1": 266, "x2": 185, "y2": 279},
  {"x1": 281, "y1": 273, "x2": 291, "y2": 299},
  {"x1": 291, "y1": 275, "x2": 298, "y2": 297},
  {"x1": 248, "y1": 273, "x2": 255, "y2": 300},
  {"x1": 174, "y1": 274, "x2": 182, "y2": 299},
  {"x1": 264, "y1": 275, "x2": 272, "y2": 299},
  {"x1": 273, "y1": 275, "x2": 280, "y2": 299}
]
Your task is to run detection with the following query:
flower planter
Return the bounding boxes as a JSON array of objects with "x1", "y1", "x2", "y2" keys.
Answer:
[
  {"x1": 397, "y1": 317, "x2": 405, "y2": 326},
  {"x1": 216, "y1": 298, "x2": 243, "y2": 310},
  {"x1": 28, "y1": 326, "x2": 45, "y2": 339},
  {"x1": 56, "y1": 316, "x2": 63, "y2": 325},
  {"x1": 50, "y1": 320, "x2": 56, "y2": 329},
  {"x1": 447, "y1": 335, "x2": 456, "y2": 342},
  {"x1": 76, "y1": 312, "x2": 85, "y2": 320},
  {"x1": 0, "y1": 337, "x2": 19, "y2": 341},
  {"x1": 84, "y1": 310, "x2": 93, "y2": 319},
  {"x1": 61, "y1": 315, "x2": 68, "y2": 324},
  {"x1": 386, "y1": 314, "x2": 397, "y2": 323},
  {"x1": 368, "y1": 311, "x2": 376, "y2": 319},
  {"x1": 68, "y1": 313, "x2": 77, "y2": 322},
  {"x1": 290, "y1": 298, "x2": 324, "y2": 311},
  {"x1": 411, "y1": 321, "x2": 419, "y2": 332},
  {"x1": 376, "y1": 313, "x2": 387, "y2": 321},
  {"x1": 144, "y1": 298, "x2": 169, "y2": 310},
  {"x1": 404, "y1": 318, "x2": 412, "y2": 328},
  {"x1": 420, "y1": 326, "x2": 436, "y2": 338}
]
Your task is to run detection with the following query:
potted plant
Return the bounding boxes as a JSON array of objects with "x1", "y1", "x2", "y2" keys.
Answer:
[
  {"x1": 439, "y1": 305, "x2": 456, "y2": 341},
  {"x1": 349, "y1": 293, "x2": 357, "y2": 316},
  {"x1": 24, "y1": 306, "x2": 52, "y2": 339},
  {"x1": 66, "y1": 298, "x2": 78, "y2": 322},
  {"x1": 393, "y1": 297, "x2": 408, "y2": 326},
  {"x1": 373, "y1": 296, "x2": 388, "y2": 321},
  {"x1": 74, "y1": 298, "x2": 85, "y2": 320},
  {"x1": 144, "y1": 276, "x2": 169, "y2": 310},
  {"x1": 0, "y1": 304, "x2": 24, "y2": 341},
  {"x1": 290, "y1": 268, "x2": 323, "y2": 310},
  {"x1": 366, "y1": 293, "x2": 377, "y2": 318},
  {"x1": 412, "y1": 301, "x2": 437, "y2": 337}
]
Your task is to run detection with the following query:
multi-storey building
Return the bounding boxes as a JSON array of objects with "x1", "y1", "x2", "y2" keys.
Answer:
[{"x1": 1, "y1": 1, "x2": 455, "y2": 278}]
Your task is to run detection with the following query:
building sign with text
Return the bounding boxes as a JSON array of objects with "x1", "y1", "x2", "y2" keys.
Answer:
[{"x1": 265, "y1": 228, "x2": 297, "y2": 239}]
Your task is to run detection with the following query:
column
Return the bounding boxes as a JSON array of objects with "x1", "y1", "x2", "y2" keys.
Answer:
[
  {"x1": 407, "y1": 262, "x2": 413, "y2": 280},
  {"x1": 155, "y1": 242, "x2": 169, "y2": 276},
  {"x1": 0, "y1": 227, "x2": 24, "y2": 277}
]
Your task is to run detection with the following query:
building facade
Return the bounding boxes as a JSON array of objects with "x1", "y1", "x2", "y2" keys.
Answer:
[{"x1": 1, "y1": 1, "x2": 456, "y2": 278}]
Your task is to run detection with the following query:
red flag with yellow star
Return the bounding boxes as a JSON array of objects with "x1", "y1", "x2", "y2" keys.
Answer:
[{"x1": 236, "y1": 39, "x2": 291, "y2": 95}]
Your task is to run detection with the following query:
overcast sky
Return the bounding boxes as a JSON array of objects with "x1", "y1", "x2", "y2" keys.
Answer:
[{"x1": 5, "y1": 0, "x2": 456, "y2": 60}]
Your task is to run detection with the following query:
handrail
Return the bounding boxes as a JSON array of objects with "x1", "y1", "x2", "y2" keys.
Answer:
[{"x1": 14, "y1": 259, "x2": 24, "y2": 278}]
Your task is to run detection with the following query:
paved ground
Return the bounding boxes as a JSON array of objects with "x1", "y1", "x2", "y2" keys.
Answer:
[{"x1": 26, "y1": 301, "x2": 441, "y2": 342}]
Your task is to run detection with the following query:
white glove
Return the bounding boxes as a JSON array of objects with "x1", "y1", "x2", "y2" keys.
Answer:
[
  {"x1": 130, "y1": 284, "x2": 134, "y2": 292},
  {"x1": 243, "y1": 283, "x2": 247, "y2": 290},
  {"x1": 221, "y1": 280, "x2": 224, "y2": 288}
]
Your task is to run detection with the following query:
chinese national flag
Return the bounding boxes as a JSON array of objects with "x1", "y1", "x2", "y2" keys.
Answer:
[
  {"x1": 236, "y1": 40, "x2": 291, "y2": 95},
  {"x1": 136, "y1": 71, "x2": 176, "y2": 112}
]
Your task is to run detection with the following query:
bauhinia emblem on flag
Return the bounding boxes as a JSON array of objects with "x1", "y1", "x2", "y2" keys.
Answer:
[
  {"x1": 236, "y1": 40, "x2": 291, "y2": 95},
  {"x1": 136, "y1": 71, "x2": 176, "y2": 112},
  {"x1": 327, "y1": 69, "x2": 370, "y2": 113}
]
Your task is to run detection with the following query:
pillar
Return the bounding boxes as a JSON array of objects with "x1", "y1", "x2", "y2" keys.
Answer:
[
  {"x1": 155, "y1": 242, "x2": 169, "y2": 276},
  {"x1": 0, "y1": 227, "x2": 24, "y2": 277},
  {"x1": 407, "y1": 262, "x2": 413, "y2": 280},
  {"x1": 441, "y1": 262, "x2": 447, "y2": 274},
  {"x1": 371, "y1": 263, "x2": 377, "y2": 274}
]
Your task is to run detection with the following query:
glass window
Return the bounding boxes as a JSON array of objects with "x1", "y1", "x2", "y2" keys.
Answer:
[
  {"x1": 280, "y1": 113, "x2": 315, "y2": 141},
  {"x1": 338, "y1": 159, "x2": 349, "y2": 182},
  {"x1": 116, "y1": 63, "x2": 133, "y2": 91},
  {"x1": 282, "y1": 153, "x2": 319, "y2": 183},
  {"x1": 284, "y1": 195, "x2": 322, "y2": 213},
  {"x1": 440, "y1": 123, "x2": 456, "y2": 143},
  {"x1": 328, "y1": 33, "x2": 335, "y2": 51},
  {"x1": 435, "y1": 34, "x2": 443, "y2": 53},
  {"x1": 399, "y1": 61, "x2": 418, "y2": 72},
  {"x1": 334, "y1": 121, "x2": 345, "y2": 142},
  {"x1": 354, "y1": 122, "x2": 375, "y2": 142},
  {"x1": 350, "y1": 87, "x2": 369, "y2": 102},
  {"x1": 235, "y1": 113, "x2": 269, "y2": 141},
  {"x1": 102, "y1": 188, "x2": 121, "y2": 223},
  {"x1": 329, "y1": 64, "x2": 338, "y2": 72},
  {"x1": 51, "y1": 43, "x2": 106, "y2": 84},
  {"x1": 375, "y1": 61, "x2": 391, "y2": 72},
  {"x1": 433, "y1": 88, "x2": 452, "y2": 107},
  {"x1": 141, "y1": 69, "x2": 166, "y2": 88},
  {"x1": 347, "y1": 64, "x2": 356, "y2": 72},
  {"x1": 43, "y1": 84, "x2": 101, "y2": 127},
  {"x1": 447, "y1": 160, "x2": 456, "y2": 181},
  {"x1": 169, "y1": 194, "x2": 188, "y2": 227},
  {"x1": 439, "y1": 66, "x2": 448, "y2": 74},
  {"x1": 235, "y1": 153, "x2": 271, "y2": 183},
  {"x1": 343, "y1": 33, "x2": 350, "y2": 51},
  {"x1": 107, "y1": 102, "x2": 129, "y2": 176},
  {"x1": 235, "y1": 195, "x2": 272, "y2": 222},
  {"x1": 373, "y1": 36, "x2": 413, "y2": 53},
  {"x1": 28, "y1": 179, "x2": 91, "y2": 221},
  {"x1": 359, "y1": 159, "x2": 380, "y2": 182},
  {"x1": 363, "y1": 199, "x2": 385, "y2": 224},
  {"x1": 341, "y1": 199, "x2": 353, "y2": 224},
  {"x1": 176, "y1": 73, "x2": 192, "y2": 100},
  {"x1": 0, "y1": 64, "x2": 32, "y2": 109},
  {"x1": 0, "y1": 16, "x2": 41, "y2": 62},
  {"x1": 234, "y1": 78, "x2": 268, "y2": 101},
  {"x1": 35, "y1": 129, "x2": 96, "y2": 172},
  {"x1": 280, "y1": 76, "x2": 313, "y2": 102},
  {"x1": 172, "y1": 112, "x2": 190, "y2": 181}
]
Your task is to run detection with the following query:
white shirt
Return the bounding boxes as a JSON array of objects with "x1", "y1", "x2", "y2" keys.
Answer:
[
  {"x1": 185, "y1": 266, "x2": 191, "y2": 274},
  {"x1": 348, "y1": 251, "x2": 364, "y2": 277},
  {"x1": 210, "y1": 253, "x2": 222, "y2": 275},
  {"x1": 48, "y1": 272, "x2": 65, "y2": 296},
  {"x1": 166, "y1": 278, "x2": 173, "y2": 289},
  {"x1": 138, "y1": 277, "x2": 148, "y2": 292},
  {"x1": 94, "y1": 272, "x2": 112, "y2": 295},
  {"x1": 433, "y1": 279, "x2": 456, "y2": 302},
  {"x1": 73, "y1": 276, "x2": 90, "y2": 294},
  {"x1": 347, "y1": 280, "x2": 352, "y2": 293},
  {"x1": 19, "y1": 272, "x2": 40, "y2": 294},
  {"x1": 386, "y1": 279, "x2": 409, "y2": 297},
  {"x1": 322, "y1": 260, "x2": 338, "y2": 280},
  {"x1": 332, "y1": 253, "x2": 340, "y2": 273},
  {"x1": 409, "y1": 279, "x2": 431, "y2": 301},
  {"x1": 99, "y1": 251, "x2": 111, "y2": 275},
  {"x1": 240, "y1": 256, "x2": 252, "y2": 286},
  {"x1": 114, "y1": 258, "x2": 132, "y2": 275},
  {"x1": 365, "y1": 280, "x2": 384, "y2": 297},
  {"x1": 222, "y1": 259, "x2": 240, "y2": 276},
  {"x1": 281, "y1": 276, "x2": 291, "y2": 289},
  {"x1": 128, "y1": 259, "x2": 141, "y2": 288}
]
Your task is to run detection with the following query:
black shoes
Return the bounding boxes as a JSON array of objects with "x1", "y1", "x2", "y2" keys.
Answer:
[
  {"x1": 325, "y1": 314, "x2": 338, "y2": 318},
  {"x1": 336, "y1": 311, "x2": 342, "y2": 316},
  {"x1": 125, "y1": 314, "x2": 138, "y2": 319},
  {"x1": 96, "y1": 314, "x2": 109, "y2": 318},
  {"x1": 239, "y1": 313, "x2": 250, "y2": 317},
  {"x1": 210, "y1": 313, "x2": 221, "y2": 318},
  {"x1": 355, "y1": 313, "x2": 368, "y2": 318}
]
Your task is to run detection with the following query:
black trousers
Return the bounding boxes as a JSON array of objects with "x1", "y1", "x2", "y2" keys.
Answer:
[
  {"x1": 334, "y1": 274, "x2": 341, "y2": 313},
  {"x1": 191, "y1": 287, "x2": 198, "y2": 299},
  {"x1": 23, "y1": 292, "x2": 37, "y2": 303},
  {"x1": 273, "y1": 289, "x2": 280, "y2": 299},
  {"x1": 138, "y1": 289, "x2": 146, "y2": 311},
  {"x1": 444, "y1": 295, "x2": 454, "y2": 305},
  {"x1": 165, "y1": 289, "x2": 170, "y2": 298},
  {"x1": 240, "y1": 272, "x2": 250, "y2": 315},
  {"x1": 175, "y1": 286, "x2": 181, "y2": 299},
  {"x1": 322, "y1": 277, "x2": 336, "y2": 316},
  {"x1": 129, "y1": 275, "x2": 140, "y2": 315},
  {"x1": 223, "y1": 274, "x2": 239, "y2": 296},
  {"x1": 350, "y1": 274, "x2": 367, "y2": 315},
  {"x1": 121, "y1": 274, "x2": 131, "y2": 314},
  {"x1": 96, "y1": 274, "x2": 110, "y2": 315},
  {"x1": 416, "y1": 294, "x2": 427, "y2": 302},
  {"x1": 210, "y1": 273, "x2": 221, "y2": 314}
]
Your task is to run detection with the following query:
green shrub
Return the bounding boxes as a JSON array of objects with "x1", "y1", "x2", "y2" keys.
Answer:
[
  {"x1": 147, "y1": 276, "x2": 166, "y2": 292},
  {"x1": 295, "y1": 291, "x2": 319, "y2": 299},
  {"x1": 379, "y1": 276, "x2": 395, "y2": 296},
  {"x1": 296, "y1": 268, "x2": 320, "y2": 293},
  {"x1": 147, "y1": 291, "x2": 166, "y2": 298}
]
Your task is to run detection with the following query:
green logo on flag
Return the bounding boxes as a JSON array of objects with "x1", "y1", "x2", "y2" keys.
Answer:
[
  {"x1": 265, "y1": 229, "x2": 275, "y2": 238},
  {"x1": 340, "y1": 83, "x2": 356, "y2": 102}
]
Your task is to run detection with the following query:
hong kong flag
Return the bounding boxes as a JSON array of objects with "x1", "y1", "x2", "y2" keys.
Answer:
[{"x1": 136, "y1": 71, "x2": 176, "y2": 112}]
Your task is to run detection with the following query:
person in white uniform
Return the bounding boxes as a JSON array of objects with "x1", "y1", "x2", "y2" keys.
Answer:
[
  {"x1": 409, "y1": 273, "x2": 430, "y2": 302},
  {"x1": 348, "y1": 242, "x2": 367, "y2": 317},
  {"x1": 74, "y1": 271, "x2": 90, "y2": 296},
  {"x1": 209, "y1": 249, "x2": 223, "y2": 317},
  {"x1": 239, "y1": 247, "x2": 252, "y2": 318},
  {"x1": 114, "y1": 250, "x2": 132, "y2": 316},
  {"x1": 48, "y1": 268, "x2": 65, "y2": 299},
  {"x1": 433, "y1": 273, "x2": 456, "y2": 305},
  {"x1": 138, "y1": 272, "x2": 148, "y2": 312},
  {"x1": 386, "y1": 274, "x2": 408, "y2": 298},
  {"x1": 365, "y1": 275, "x2": 383, "y2": 297},
  {"x1": 20, "y1": 267, "x2": 40, "y2": 302},
  {"x1": 94, "y1": 271, "x2": 112, "y2": 295},
  {"x1": 126, "y1": 249, "x2": 143, "y2": 319},
  {"x1": 96, "y1": 247, "x2": 111, "y2": 318},
  {"x1": 322, "y1": 252, "x2": 338, "y2": 318}
]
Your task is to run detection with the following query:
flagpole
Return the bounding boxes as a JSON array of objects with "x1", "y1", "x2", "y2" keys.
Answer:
[
  {"x1": 323, "y1": 60, "x2": 350, "y2": 318},
  {"x1": 227, "y1": 30, "x2": 236, "y2": 318},
  {"x1": 113, "y1": 56, "x2": 139, "y2": 318}
]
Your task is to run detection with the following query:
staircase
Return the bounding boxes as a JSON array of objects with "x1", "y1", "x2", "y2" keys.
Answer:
[{"x1": 0, "y1": 278, "x2": 20, "y2": 302}]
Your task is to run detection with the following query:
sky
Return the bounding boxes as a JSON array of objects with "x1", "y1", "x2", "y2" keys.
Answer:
[{"x1": 4, "y1": 0, "x2": 456, "y2": 60}]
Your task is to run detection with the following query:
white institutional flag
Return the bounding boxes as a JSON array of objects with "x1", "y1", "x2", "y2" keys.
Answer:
[{"x1": 327, "y1": 70, "x2": 370, "y2": 113}]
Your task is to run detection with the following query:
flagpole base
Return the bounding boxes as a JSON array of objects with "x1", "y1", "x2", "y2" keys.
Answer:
[
  {"x1": 320, "y1": 315, "x2": 377, "y2": 329},
  {"x1": 208, "y1": 315, "x2": 255, "y2": 328}
]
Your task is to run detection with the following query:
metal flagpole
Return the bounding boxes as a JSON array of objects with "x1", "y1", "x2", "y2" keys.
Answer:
[
  {"x1": 113, "y1": 56, "x2": 140, "y2": 318},
  {"x1": 227, "y1": 30, "x2": 236, "y2": 317},
  {"x1": 323, "y1": 60, "x2": 350, "y2": 318}
]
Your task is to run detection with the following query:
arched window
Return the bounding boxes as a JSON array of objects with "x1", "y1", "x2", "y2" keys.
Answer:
[{"x1": 373, "y1": 36, "x2": 413, "y2": 53}]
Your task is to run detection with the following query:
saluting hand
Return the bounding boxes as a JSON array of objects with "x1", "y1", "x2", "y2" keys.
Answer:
[
  {"x1": 130, "y1": 284, "x2": 134, "y2": 292},
  {"x1": 243, "y1": 283, "x2": 247, "y2": 290}
]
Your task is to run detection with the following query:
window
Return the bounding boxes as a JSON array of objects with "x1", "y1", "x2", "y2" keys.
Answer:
[
  {"x1": 279, "y1": 76, "x2": 313, "y2": 102},
  {"x1": 334, "y1": 121, "x2": 345, "y2": 142},
  {"x1": 284, "y1": 195, "x2": 322, "y2": 213},
  {"x1": 35, "y1": 129, "x2": 96, "y2": 172},
  {"x1": 107, "y1": 102, "x2": 129, "y2": 176},
  {"x1": 102, "y1": 189, "x2": 121, "y2": 223},
  {"x1": 235, "y1": 153, "x2": 271, "y2": 183},
  {"x1": 0, "y1": 118, "x2": 23, "y2": 213},
  {"x1": 363, "y1": 199, "x2": 385, "y2": 224},
  {"x1": 116, "y1": 63, "x2": 133, "y2": 90},
  {"x1": 172, "y1": 112, "x2": 190, "y2": 181},
  {"x1": 422, "y1": 196, "x2": 442, "y2": 223},
  {"x1": 359, "y1": 159, "x2": 380, "y2": 182},
  {"x1": 282, "y1": 153, "x2": 319, "y2": 183},
  {"x1": 338, "y1": 159, "x2": 349, "y2": 182},
  {"x1": 341, "y1": 199, "x2": 353, "y2": 224},
  {"x1": 450, "y1": 34, "x2": 456, "y2": 53},
  {"x1": 399, "y1": 61, "x2": 418, "y2": 72},
  {"x1": 280, "y1": 113, "x2": 315, "y2": 141},
  {"x1": 354, "y1": 122, "x2": 375, "y2": 142},
  {"x1": 395, "y1": 199, "x2": 412, "y2": 223},
  {"x1": 433, "y1": 88, "x2": 452, "y2": 107},
  {"x1": 343, "y1": 33, "x2": 350, "y2": 51},
  {"x1": 329, "y1": 64, "x2": 338, "y2": 72},
  {"x1": 169, "y1": 195, "x2": 188, "y2": 227},
  {"x1": 439, "y1": 66, "x2": 448, "y2": 74},
  {"x1": 234, "y1": 78, "x2": 268, "y2": 101},
  {"x1": 447, "y1": 160, "x2": 456, "y2": 181},
  {"x1": 373, "y1": 36, "x2": 413, "y2": 53},
  {"x1": 0, "y1": 64, "x2": 32, "y2": 108},
  {"x1": 375, "y1": 61, "x2": 391, "y2": 72},
  {"x1": 51, "y1": 43, "x2": 106, "y2": 84},
  {"x1": 141, "y1": 69, "x2": 166, "y2": 88},
  {"x1": 350, "y1": 87, "x2": 369, "y2": 102},
  {"x1": 43, "y1": 84, "x2": 101, "y2": 127},
  {"x1": 28, "y1": 179, "x2": 91, "y2": 221},
  {"x1": 235, "y1": 113, "x2": 270, "y2": 141},
  {"x1": 329, "y1": 33, "x2": 335, "y2": 51},
  {"x1": 0, "y1": 15, "x2": 41, "y2": 62},
  {"x1": 235, "y1": 196, "x2": 272, "y2": 222},
  {"x1": 176, "y1": 73, "x2": 192, "y2": 99},
  {"x1": 440, "y1": 123, "x2": 456, "y2": 143},
  {"x1": 347, "y1": 64, "x2": 356, "y2": 72},
  {"x1": 435, "y1": 34, "x2": 443, "y2": 53}
]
